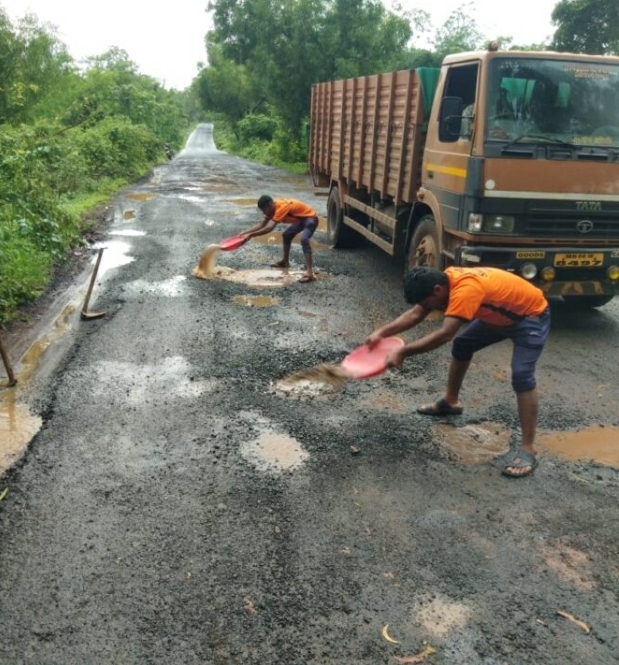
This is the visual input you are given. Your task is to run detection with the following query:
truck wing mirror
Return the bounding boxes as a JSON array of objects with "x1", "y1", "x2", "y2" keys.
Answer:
[{"x1": 440, "y1": 96, "x2": 465, "y2": 142}]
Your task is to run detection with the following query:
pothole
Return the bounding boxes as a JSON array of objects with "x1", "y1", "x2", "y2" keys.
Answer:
[
  {"x1": 240, "y1": 430, "x2": 309, "y2": 474},
  {"x1": 432, "y1": 421, "x2": 511, "y2": 464},
  {"x1": 538, "y1": 425, "x2": 619, "y2": 468},
  {"x1": 275, "y1": 364, "x2": 351, "y2": 397}
]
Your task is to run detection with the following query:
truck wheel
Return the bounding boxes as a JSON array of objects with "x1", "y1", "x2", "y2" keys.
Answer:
[
  {"x1": 563, "y1": 295, "x2": 614, "y2": 308},
  {"x1": 327, "y1": 187, "x2": 359, "y2": 248},
  {"x1": 407, "y1": 216, "x2": 440, "y2": 271}
]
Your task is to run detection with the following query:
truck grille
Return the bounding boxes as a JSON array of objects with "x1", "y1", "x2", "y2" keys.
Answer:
[{"x1": 525, "y1": 216, "x2": 619, "y2": 238}]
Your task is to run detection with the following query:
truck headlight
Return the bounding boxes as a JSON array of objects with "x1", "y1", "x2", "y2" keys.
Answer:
[
  {"x1": 520, "y1": 263, "x2": 538, "y2": 280},
  {"x1": 467, "y1": 214, "x2": 483, "y2": 232},
  {"x1": 483, "y1": 215, "x2": 515, "y2": 233},
  {"x1": 467, "y1": 214, "x2": 515, "y2": 233}
]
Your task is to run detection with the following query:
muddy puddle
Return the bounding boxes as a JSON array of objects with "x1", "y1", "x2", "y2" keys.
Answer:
[
  {"x1": 240, "y1": 430, "x2": 309, "y2": 474},
  {"x1": 0, "y1": 391, "x2": 42, "y2": 476},
  {"x1": 232, "y1": 295, "x2": 279, "y2": 307},
  {"x1": 124, "y1": 192, "x2": 156, "y2": 202},
  {"x1": 538, "y1": 425, "x2": 619, "y2": 468},
  {"x1": 192, "y1": 255, "x2": 317, "y2": 288},
  {"x1": 433, "y1": 422, "x2": 619, "y2": 468}
]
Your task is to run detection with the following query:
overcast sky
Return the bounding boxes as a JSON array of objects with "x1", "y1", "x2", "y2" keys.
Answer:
[{"x1": 2, "y1": 0, "x2": 558, "y2": 91}]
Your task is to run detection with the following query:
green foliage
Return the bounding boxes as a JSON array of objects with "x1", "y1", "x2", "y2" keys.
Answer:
[
  {"x1": 206, "y1": 0, "x2": 413, "y2": 138},
  {"x1": 0, "y1": 11, "x2": 192, "y2": 325},
  {"x1": 74, "y1": 116, "x2": 161, "y2": 181},
  {"x1": 551, "y1": 0, "x2": 619, "y2": 54},
  {"x1": 237, "y1": 114, "x2": 278, "y2": 142},
  {"x1": 0, "y1": 226, "x2": 53, "y2": 324}
]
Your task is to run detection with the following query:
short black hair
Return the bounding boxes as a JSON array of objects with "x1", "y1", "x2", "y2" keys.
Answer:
[
  {"x1": 257, "y1": 195, "x2": 273, "y2": 210},
  {"x1": 403, "y1": 267, "x2": 448, "y2": 304}
]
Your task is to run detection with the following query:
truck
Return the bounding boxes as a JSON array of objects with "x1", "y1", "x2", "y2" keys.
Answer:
[{"x1": 308, "y1": 44, "x2": 619, "y2": 308}]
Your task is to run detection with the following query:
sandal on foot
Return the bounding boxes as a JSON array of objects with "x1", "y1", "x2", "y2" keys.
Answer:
[
  {"x1": 271, "y1": 260, "x2": 289, "y2": 268},
  {"x1": 417, "y1": 397, "x2": 463, "y2": 416},
  {"x1": 501, "y1": 448, "x2": 538, "y2": 478},
  {"x1": 298, "y1": 275, "x2": 315, "y2": 283}
]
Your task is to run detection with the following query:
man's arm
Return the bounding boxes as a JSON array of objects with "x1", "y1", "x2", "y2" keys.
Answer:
[
  {"x1": 241, "y1": 218, "x2": 276, "y2": 238},
  {"x1": 388, "y1": 316, "x2": 464, "y2": 367},
  {"x1": 366, "y1": 304, "x2": 429, "y2": 347}
]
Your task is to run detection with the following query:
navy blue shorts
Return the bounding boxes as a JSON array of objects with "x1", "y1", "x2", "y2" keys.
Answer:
[
  {"x1": 282, "y1": 216, "x2": 318, "y2": 254},
  {"x1": 451, "y1": 307, "x2": 550, "y2": 393}
]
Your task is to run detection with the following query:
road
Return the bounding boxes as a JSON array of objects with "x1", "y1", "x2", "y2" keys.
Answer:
[{"x1": 1, "y1": 124, "x2": 618, "y2": 665}]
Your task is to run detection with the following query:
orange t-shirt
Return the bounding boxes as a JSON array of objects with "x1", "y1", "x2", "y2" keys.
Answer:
[
  {"x1": 270, "y1": 199, "x2": 317, "y2": 224},
  {"x1": 444, "y1": 267, "x2": 548, "y2": 326}
]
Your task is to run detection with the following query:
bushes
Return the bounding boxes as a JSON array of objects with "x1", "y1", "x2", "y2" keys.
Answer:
[
  {"x1": 74, "y1": 116, "x2": 161, "y2": 181},
  {"x1": 0, "y1": 227, "x2": 52, "y2": 324},
  {"x1": 0, "y1": 124, "x2": 83, "y2": 323}
]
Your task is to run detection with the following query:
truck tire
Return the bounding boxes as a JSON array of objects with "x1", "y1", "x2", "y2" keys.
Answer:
[
  {"x1": 327, "y1": 187, "x2": 359, "y2": 248},
  {"x1": 407, "y1": 215, "x2": 440, "y2": 271},
  {"x1": 563, "y1": 295, "x2": 614, "y2": 308}
]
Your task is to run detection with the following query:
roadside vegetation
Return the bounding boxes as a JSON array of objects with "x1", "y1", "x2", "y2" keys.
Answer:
[{"x1": 1, "y1": 0, "x2": 616, "y2": 326}]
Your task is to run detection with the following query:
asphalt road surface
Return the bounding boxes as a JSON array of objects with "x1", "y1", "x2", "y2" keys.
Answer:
[{"x1": 1, "y1": 124, "x2": 618, "y2": 665}]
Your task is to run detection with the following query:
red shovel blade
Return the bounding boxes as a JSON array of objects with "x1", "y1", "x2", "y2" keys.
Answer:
[
  {"x1": 219, "y1": 233, "x2": 247, "y2": 251},
  {"x1": 341, "y1": 336, "x2": 405, "y2": 379}
]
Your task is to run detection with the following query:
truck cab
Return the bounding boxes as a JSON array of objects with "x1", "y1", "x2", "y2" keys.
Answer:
[{"x1": 418, "y1": 47, "x2": 619, "y2": 307}]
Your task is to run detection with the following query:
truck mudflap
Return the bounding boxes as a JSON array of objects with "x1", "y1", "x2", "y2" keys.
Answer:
[{"x1": 455, "y1": 245, "x2": 619, "y2": 297}]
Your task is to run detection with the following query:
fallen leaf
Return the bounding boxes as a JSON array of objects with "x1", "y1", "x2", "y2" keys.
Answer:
[
  {"x1": 0, "y1": 487, "x2": 7, "y2": 503},
  {"x1": 394, "y1": 644, "x2": 437, "y2": 663},
  {"x1": 381, "y1": 624, "x2": 401, "y2": 645},
  {"x1": 556, "y1": 609, "x2": 591, "y2": 633},
  {"x1": 243, "y1": 596, "x2": 255, "y2": 613}
]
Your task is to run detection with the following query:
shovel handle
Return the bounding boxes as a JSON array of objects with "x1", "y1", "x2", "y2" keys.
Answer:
[
  {"x1": 82, "y1": 248, "x2": 104, "y2": 315},
  {"x1": 0, "y1": 333, "x2": 17, "y2": 387}
]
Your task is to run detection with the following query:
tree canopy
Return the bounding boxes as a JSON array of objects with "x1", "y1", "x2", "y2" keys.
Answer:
[{"x1": 551, "y1": 0, "x2": 619, "y2": 54}]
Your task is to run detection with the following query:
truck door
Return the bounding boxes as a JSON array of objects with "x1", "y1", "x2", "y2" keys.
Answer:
[{"x1": 423, "y1": 63, "x2": 480, "y2": 233}]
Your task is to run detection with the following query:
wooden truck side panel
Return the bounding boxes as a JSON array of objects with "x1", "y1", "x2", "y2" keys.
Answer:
[{"x1": 310, "y1": 69, "x2": 428, "y2": 207}]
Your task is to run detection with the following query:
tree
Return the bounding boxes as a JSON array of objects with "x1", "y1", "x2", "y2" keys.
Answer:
[
  {"x1": 0, "y1": 10, "x2": 75, "y2": 124},
  {"x1": 551, "y1": 0, "x2": 619, "y2": 54},
  {"x1": 206, "y1": 0, "x2": 412, "y2": 137},
  {"x1": 432, "y1": 5, "x2": 485, "y2": 60}
]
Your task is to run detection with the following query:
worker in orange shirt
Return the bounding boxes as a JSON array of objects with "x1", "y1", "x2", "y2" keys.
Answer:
[
  {"x1": 366, "y1": 266, "x2": 550, "y2": 478},
  {"x1": 241, "y1": 195, "x2": 318, "y2": 283}
]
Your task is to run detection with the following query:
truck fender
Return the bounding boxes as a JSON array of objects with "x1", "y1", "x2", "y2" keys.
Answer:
[
  {"x1": 415, "y1": 187, "x2": 444, "y2": 236},
  {"x1": 404, "y1": 188, "x2": 445, "y2": 271}
]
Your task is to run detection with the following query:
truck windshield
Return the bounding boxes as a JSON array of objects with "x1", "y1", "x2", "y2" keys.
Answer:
[{"x1": 486, "y1": 57, "x2": 619, "y2": 147}]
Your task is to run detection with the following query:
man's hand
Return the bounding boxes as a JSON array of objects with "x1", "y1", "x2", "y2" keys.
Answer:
[
  {"x1": 386, "y1": 348, "x2": 405, "y2": 368},
  {"x1": 365, "y1": 332, "x2": 383, "y2": 349}
]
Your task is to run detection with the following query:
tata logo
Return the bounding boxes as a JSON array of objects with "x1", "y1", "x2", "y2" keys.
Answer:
[
  {"x1": 576, "y1": 220, "x2": 594, "y2": 233},
  {"x1": 575, "y1": 201, "x2": 601, "y2": 211}
]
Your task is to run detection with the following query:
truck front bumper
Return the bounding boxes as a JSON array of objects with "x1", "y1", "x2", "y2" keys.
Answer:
[{"x1": 455, "y1": 245, "x2": 619, "y2": 297}]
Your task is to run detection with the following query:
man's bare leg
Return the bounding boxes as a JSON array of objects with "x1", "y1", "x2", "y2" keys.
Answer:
[
  {"x1": 418, "y1": 358, "x2": 470, "y2": 413},
  {"x1": 303, "y1": 252, "x2": 314, "y2": 279},
  {"x1": 444, "y1": 357, "x2": 470, "y2": 407},
  {"x1": 504, "y1": 388, "x2": 538, "y2": 477},
  {"x1": 274, "y1": 240, "x2": 292, "y2": 268}
]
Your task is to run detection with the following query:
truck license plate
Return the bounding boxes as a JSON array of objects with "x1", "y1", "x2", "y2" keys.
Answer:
[{"x1": 554, "y1": 252, "x2": 603, "y2": 267}]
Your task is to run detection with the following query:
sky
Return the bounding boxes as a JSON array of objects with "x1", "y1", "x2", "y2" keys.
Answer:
[{"x1": 1, "y1": 0, "x2": 559, "y2": 91}]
